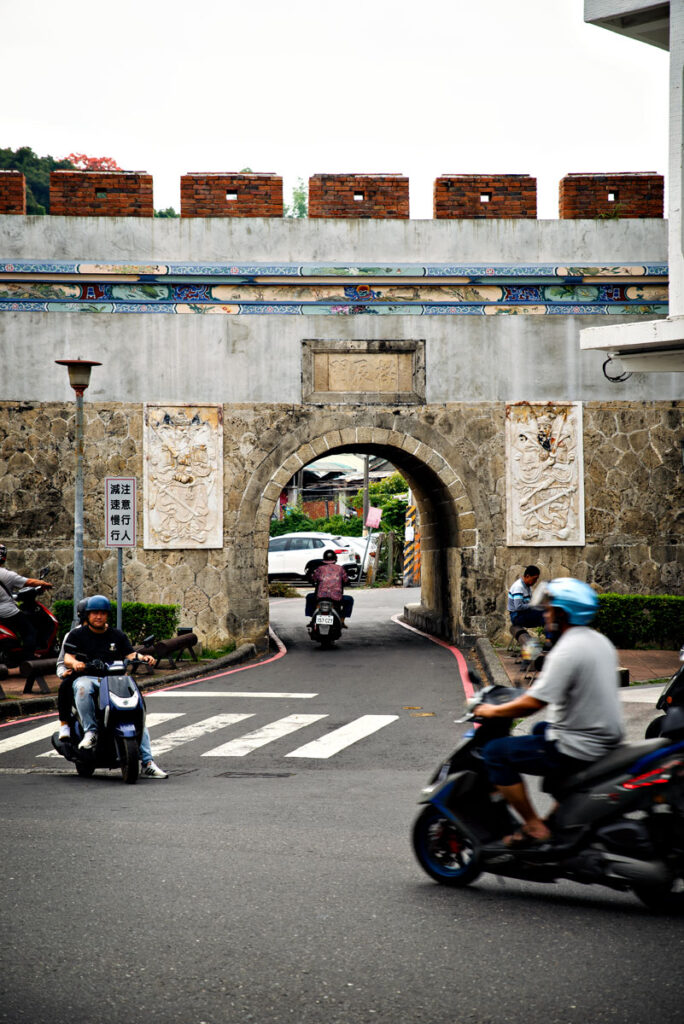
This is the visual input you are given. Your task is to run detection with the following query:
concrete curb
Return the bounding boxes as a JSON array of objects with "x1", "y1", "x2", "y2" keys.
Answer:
[
  {"x1": 0, "y1": 642, "x2": 258, "y2": 723},
  {"x1": 475, "y1": 637, "x2": 513, "y2": 688}
]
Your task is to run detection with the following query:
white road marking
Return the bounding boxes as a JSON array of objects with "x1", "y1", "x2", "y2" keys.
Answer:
[
  {"x1": 203, "y1": 714, "x2": 327, "y2": 757},
  {"x1": 147, "y1": 714, "x2": 255, "y2": 757},
  {"x1": 285, "y1": 715, "x2": 399, "y2": 759},
  {"x1": 150, "y1": 691, "x2": 317, "y2": 699},
  {"x1": 37, "y1": 712, "x2": 185, "y2": 758},
  {"x1": 0, "y1": 721, "x2": 57, "y2": 755}
]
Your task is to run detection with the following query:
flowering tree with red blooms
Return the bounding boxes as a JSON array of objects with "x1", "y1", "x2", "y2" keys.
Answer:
[{"x1": 65, "y1": 153, "x2": 123, "y2": 171}]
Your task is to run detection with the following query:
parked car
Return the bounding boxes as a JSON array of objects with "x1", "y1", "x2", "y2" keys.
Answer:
[
  {"x1": 268, "y1": 532, "x2": 360, "y2": 584},
  {"x1": 330, "y1": 533, "x2": 379, "y2": 572}
]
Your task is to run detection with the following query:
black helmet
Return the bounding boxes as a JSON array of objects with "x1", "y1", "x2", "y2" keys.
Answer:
[
  {"x1": 0, "y1": 544, "x2": 6, "y2": 566},
  {"x1": 323, "y1": 549, "x2": 338, "y2": 562}
]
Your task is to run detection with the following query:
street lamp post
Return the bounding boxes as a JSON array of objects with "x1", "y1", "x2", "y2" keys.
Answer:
[{"x1": 55, "y1": 359, "x2": 101, "y2": 627}]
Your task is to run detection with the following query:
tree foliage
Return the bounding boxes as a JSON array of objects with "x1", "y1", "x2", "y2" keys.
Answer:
[
  {"x1": 0, "y1": 145, "x2": 75, "y2": 213},
  {"x1": 65, "y1": 153, "x2": 123, "y2": 171},
  {"x1": 349, "y1": 472, "x2": 408, "y2": 537},
  {"x1": 154, "y1": 206, "x2": 179, "y2": 218},
  {"x1": 284, "y1": 177, "x2": 308, "y2": 218}
]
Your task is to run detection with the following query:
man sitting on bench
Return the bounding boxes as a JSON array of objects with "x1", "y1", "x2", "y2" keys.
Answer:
[{"x1": 508, "y1": 565, "x2": 545, "y2": 635}]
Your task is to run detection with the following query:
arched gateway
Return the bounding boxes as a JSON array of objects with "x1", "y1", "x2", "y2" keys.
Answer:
[
  {"x1": 0, "y1": 214, "x2": 681, "y2": 655},
  {"x1": 235, "y1": 418, "x2": 481, "y2": 647}
]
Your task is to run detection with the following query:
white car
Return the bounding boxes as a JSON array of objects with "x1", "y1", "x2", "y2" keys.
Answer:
[
  {"x1": 330, "y1": 533, "x2": 379, "y2": 572},
  {"x1": 268, "y1": 532, "x2": 360, "y2": 583}
]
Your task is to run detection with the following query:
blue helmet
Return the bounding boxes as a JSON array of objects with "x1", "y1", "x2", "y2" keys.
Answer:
[
  {"x1": 85, "y1": 594, "x2": 111, "y2": 614},
  {"x1": 545, "y1": 578, "x2": 598, "y2": 625}
]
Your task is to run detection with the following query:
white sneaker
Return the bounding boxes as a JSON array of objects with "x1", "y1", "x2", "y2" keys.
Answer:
[
  {"x1": 142, "y1": 760, "x2": 168, "y2": 779},
  {"x1": 78, "y1": 730, "x2": 97, "y2": 750},
  {"x1": 58, "y1": 724, "x2": 71, "y2": 741}
]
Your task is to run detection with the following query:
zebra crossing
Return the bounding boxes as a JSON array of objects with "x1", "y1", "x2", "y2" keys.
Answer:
[{"x1": 0, "y1": 703, "x2": 400, "y2": 764}]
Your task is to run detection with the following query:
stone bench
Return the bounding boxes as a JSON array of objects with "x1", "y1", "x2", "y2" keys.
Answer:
[
  {"x1": 19, "y1": 657, "x2": 57, "y2": 695},
  {"x1": 131, "y1": 633, "x2": 199, "y2": 674}
]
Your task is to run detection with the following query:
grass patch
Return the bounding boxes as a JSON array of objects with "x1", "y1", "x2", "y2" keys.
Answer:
[{"x1": 268, "y1": 581, "x2": 304, "y2": 598}]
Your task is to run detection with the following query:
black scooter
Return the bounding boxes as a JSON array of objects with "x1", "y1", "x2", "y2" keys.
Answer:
[
  {"x1": 0, "y1": 567, "x2": 58, "y2": 669},
  {"x1": 305, "y1": 592, "x2": 353, "y2": 648},
  {"x1": 645, "y1": 646, "x2": 684, "y2": 740},
  {"x1": 412, "y1": 674, "x2": 684, "y2": 911},
  {"x1": 50, "y1": 643, "x2": 152, "y2": 784}
]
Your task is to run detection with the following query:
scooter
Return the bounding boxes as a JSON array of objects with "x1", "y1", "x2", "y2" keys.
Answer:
[
  {"x1": 50, "y1": 642, "x2": 152, "y2": 784},
  {"x1": 0, "y1": 567, "x2": 58, "y2": 669},
  {"x1": 305, "y1": 593, "x2": 353, "y2": 648},
  {"x1": 645, "y1": 646, "x2": 684, "y2": 740},
  {"x1": 412, "y1": 674, "x2": 684, "y2": 911}
]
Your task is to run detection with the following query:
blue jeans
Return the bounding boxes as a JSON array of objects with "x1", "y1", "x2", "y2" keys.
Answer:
[
  {"x1": 481, "y1": 721, "x2": 590, "y2": 788},
  {"x1": 510, "y1": 607, "x2": 545, "y2": 629},
  {"x1": 73, "y1": 675, "x2": 153, "y2": 763}
]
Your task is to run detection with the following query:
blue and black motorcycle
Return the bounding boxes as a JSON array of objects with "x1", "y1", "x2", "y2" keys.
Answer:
[
  {"x1": 412, "y1": 672, "x2": 684, "y2": 912},
  {"x1": 51, "y1": 642, "x2": 151, "y2": 784}
]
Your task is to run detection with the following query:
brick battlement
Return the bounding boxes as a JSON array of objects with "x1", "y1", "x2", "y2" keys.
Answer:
[
  {"x1": 308, "y1": 174, "x2": 409, "y2": 219},
  {"x1": 0, "y1": 170, "x2": 26, "y2": 214},
  {"x1": 559, "y1": 173, "x2": 664, "y2": 219},
  {"x1": 49, "y1": 170, "x2": 154, "y2": 217},
  {"x1": 434, "y1": 175, "x2": 537, "y2": 219},
  {"x1": 180, "y1": 173, "x2": 283, "y2": 217}
]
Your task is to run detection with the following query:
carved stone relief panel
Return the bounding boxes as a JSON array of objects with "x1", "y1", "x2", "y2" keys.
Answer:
[
  {"x1": 303, "y1": 339, "x2": 425, "y2": 404},
  {"x1": 143, "y1": 404, "x2": 223, "y2": 549},
  {"x1": 505, "y1": 401, "x2": 585, "y2": 546}
]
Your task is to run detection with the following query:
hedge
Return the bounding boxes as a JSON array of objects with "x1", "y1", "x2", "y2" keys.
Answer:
[
  {"x1": 53, "y1": 600, "x2": 180, "y2": 645},
  {"x1": 594, "y1": 594, "x2": 684, "y2": 649}
]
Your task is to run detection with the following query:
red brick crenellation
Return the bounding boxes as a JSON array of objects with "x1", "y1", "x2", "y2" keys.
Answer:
[
  {"x1": 308, "y1": 174, "x2": 409, "y2": 219},
  {"x1": 180, "y1": 173, "x2": 284, "y2": 217},
  {"x1": 559, "y1": 173, "x2": 664, "y2": 219},
  {"x1": 0, "y1": 170, "x2": 26, "y2": 214},
  {"x1": 49, "y1": 170, "x2": 154, "y2": 217},
  {"x1": 434, "y1": 175, "x2": 537, "y2": 219}
]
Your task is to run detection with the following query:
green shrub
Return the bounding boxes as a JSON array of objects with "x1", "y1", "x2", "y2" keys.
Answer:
[
  {"x1": 53, "y1": 600, "x2": 180, "y2": 645},
  {"x1": 595, "y1": 594, "x2": 684, "y2": 649}
]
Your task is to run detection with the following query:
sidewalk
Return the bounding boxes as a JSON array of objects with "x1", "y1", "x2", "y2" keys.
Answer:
[
  {"x1": 476, "y1": 642, "x2": 681, "y2": 744},
  {"x1": 0, "y1": 643, "x2": 258, "y2": 723}
]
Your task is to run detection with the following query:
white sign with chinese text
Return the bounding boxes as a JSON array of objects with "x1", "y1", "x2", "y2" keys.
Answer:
[{"x1": 105, "y1": 477, "x2": 137, "y2": 548}]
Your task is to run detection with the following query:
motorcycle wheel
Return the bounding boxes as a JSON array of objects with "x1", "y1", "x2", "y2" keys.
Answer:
[
  {"x1": 119, "y1": 737, "x2": 140, "y2": 785},
  {"x1": 412, "y1": 806, "x2": 482, "y2": 886},
  {"x1": 75, "y1": 761, "x2": 95, "y2": 778}
]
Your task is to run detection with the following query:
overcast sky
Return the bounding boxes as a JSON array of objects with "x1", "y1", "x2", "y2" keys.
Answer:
[{"x1": 2, "y1": 0, "x2": 670, "y2": 219}]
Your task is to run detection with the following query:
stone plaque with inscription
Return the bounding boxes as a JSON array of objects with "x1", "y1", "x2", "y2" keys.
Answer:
[
  {"x1": 505, "y1": 401, "x2": 585, "y2": 546},
  {"x1": 302, "y1": 339, "x2": 425, "y2": 404},
  {"x1": 143, "y1": 404, "x2": 223, "y2": 549}
]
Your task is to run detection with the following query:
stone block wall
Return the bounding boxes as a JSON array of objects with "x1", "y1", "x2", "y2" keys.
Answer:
[
  {"x1": 180, "y1": 173, "x2": 283, "y2": 217},
  {"x1": 0, "y1": 399, "x2": 680, "y2": 649},
  {"x1": 434, "y1": 174, "x2": 537, "y2": 218},
  {"x1": 559, "y1": 173, "x2": 664, "y2": 219},
  {"x1": 0, "y1": 170, "x2": 26, "y2": 214},
  {"x1": 49, "y1": 171, "x2": 154, "y2": 217},
  {"x1": 308, "y1": 174, "x2": 409, "y2": 218}
]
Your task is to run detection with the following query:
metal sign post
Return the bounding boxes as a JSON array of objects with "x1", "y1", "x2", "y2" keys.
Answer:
[{"x1": 105, "y1": 477, "x2": 136, "y2": 630}]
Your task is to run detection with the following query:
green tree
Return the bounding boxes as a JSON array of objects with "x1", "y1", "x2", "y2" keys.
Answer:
[
  {"x1": 284, "y1": 177, "x2": 308, "y2": 218},
  {"x1": 0, "y1": 146, "x2": 75, "y2": 213},
  {"x1": 154, "y1": 206, "x2": 179, "y2": 218},
  {"x1": 349, "y1": 472, "x2": 408, "y2": 539}
]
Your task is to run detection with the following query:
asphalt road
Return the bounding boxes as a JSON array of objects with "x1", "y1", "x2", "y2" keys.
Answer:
[{"x1": 1, "y1": 588, "x2": 683, "y2": 1024}]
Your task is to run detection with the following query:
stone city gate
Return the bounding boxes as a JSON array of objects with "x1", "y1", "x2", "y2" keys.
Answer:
[{"x1": 1, "y1": 178, "x2": 682, "y2": 650}]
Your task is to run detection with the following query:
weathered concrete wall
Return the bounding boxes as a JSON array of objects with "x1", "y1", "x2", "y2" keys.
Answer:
[
  {"x1": 1, "y1": 214, "x2": 681, "y2": 649},
  {"x1": 0, "y1": 400, "x2": 679, "y2": 650}
]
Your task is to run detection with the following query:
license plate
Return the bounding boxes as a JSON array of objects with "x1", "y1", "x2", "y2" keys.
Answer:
[{"x1": 316, "y1": 615, "x2": 334, "y2": 625}]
